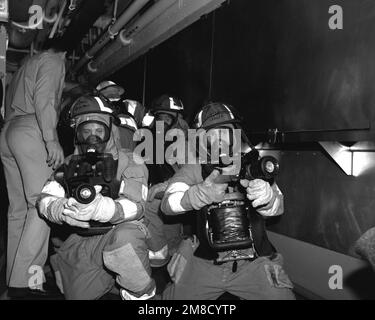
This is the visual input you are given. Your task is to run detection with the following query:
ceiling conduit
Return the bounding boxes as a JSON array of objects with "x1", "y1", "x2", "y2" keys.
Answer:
[
  {"x1": 72, "y1": 0, "x2": 151, "y2": 74},
  {"x1": 88, "y1": 0, "x2": 226, "y2": 82},
  {"x1": 88, "y1": 0, "x2": 176, "y2": 73}
]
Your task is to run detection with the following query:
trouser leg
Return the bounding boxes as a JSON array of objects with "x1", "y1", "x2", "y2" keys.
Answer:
[
  {"x1": 226, "y1": 253, "x2": 295, "y2": 300},
  {"x1": 162, "y1": 238, "x2": 224, "y2": 300},
  {"x1": 162, "y1": 223, "x2": 183, "y2": 255},
  {"x1": 103, "y1": 221, "x2": 155, "y2": 297},
  {"x1": 50, "y1": 234, "x2": 115, "y2": 300},
  {"x1": 0, "y1": 123, "x2": 28, "y2": 285},
  {"x1": 143, "y1": 200, "x2": 169, "y2": 267},
  {"x1": 6, "y1": 120, "x2": 53, "y2": 288},
  {"x1": 50, "y1": 222, "x2": 157, "y2": 299}
]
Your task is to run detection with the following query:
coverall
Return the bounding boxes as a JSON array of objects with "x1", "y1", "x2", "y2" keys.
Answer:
[
  {"x1": 144, "y1": 122, "x2": 193, "y2": 264},
  {"x1": 160, "y1": 163, "x2": 295, "y2": 300},
  {"x1": 0, "y1": 51, "x2": 65, "y2": 288},
  {"x1": 38, "y1": 145, "x2": 156, "y2": 300},
  {"x1": 144, "y1": 164, "x2": 182, "y2": 267}
]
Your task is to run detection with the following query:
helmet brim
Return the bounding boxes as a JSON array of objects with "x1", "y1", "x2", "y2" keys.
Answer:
[{"x1": 99, "y1": 85, "x2": 125, "y2": 98}]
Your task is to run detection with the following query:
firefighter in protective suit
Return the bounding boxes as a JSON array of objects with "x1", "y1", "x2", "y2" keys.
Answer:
[
  {"x1": 37, "y1": 95, "x2": 155, "y2": 300},
  {"x1": 96, "y1": 80, "x2": 145, "y2": 151},
  {"x1": 161, "y1": 102, "x2": 295, "y2": 300},
  {"x1": 142, "y1": 95, "x2": 190, "y2": 267}
]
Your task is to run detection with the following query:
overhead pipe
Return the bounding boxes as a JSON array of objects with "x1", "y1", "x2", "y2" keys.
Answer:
[
  {"x1": 88, "y1": 29, "x2": 132, "y2": 73},
  {"x1": 122, "y1": 0, "x2": 176, "y2": 39},
  {"x1": 72, "y1": 0, "x2": 151, "y2": 73},
  {"x1": 88, "y1": 0, "x2": 176, "y2": 73}
]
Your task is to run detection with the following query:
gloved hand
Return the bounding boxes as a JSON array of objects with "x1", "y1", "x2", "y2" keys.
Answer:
[
  {"x1": 49, "y1": 197, "x2": 90, "y2": 228},
  {"x1": 183, "y1": 170, "x2": 228, "y2": 210},
  {"x1": 46, "y1": 140, "x2": 64, "y2": 170},
  {"x1": 240, "y1": 179, "x2": 274, "y2": 208},
  {"x1": 147, "y1": 182, "x2": 168, "y2": 202},
  {"x1": 63, "y1": 185, "x2": 116, "y2": 223}
]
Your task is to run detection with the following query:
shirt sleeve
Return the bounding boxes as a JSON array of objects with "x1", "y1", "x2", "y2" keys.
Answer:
[
  {"x1": 34, "y1": 54, "x2": 65, "y2": 143},
  {"x1": 109, "y1": 153, "x2": 149, "y2": 224},
  {"x1": 160, "y1": 164, "x2": 202, "y2": 215}
]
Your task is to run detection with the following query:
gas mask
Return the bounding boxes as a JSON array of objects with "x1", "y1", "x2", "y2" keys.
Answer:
[
  {"x1": 144, "y1": 111, "x2": 187, "y2": 155},
  {"x1": 197, "y1": 124, "x2": 244, "y2": 176},
  {"x1": 143, "y1": 111, "x2": 179, "y2": 132},
  {"x1": 155, "y1": 112, "x2": 178, "y2": 130},
  {"x1": 75, "y1": 120, "x2": 111, "y2": 155}
]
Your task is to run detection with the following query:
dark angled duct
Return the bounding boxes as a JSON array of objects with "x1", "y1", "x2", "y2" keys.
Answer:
[
  {"x1": 58, "y1": 0, "x2": 106, "y2": 53},
  {"x1": 8, "y1": 0, "x2": 48, "y2": 49}
]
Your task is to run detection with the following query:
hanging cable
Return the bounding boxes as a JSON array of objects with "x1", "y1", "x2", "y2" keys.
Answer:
[
  {"x1": 142, "y1": 55, "x2": 147, "y2": 107},
  {"x1": 208, "y1": 11, "x2": 215, "y2": 101}
]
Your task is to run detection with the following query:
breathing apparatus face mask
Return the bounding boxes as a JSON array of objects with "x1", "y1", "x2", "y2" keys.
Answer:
[
  {"x1": 155, "y1": 112, "x2": 176, "y2": 129},
  {"x1": 144, "y1": 111, "x2": 178, "y2": 132},
  {"x1": 76, "y1": 121, "x2": 111, "y2": 154},
  {"x1": 199, "y1": 124, "x2": 247, "y2": 171}
]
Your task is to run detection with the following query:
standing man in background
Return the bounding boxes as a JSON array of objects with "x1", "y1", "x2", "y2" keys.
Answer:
[
  {"x1": 0, "y1": 39, "x2": 66, "y2": 298},
  {"x1": 143, "y1": 94, "x2": 191, "y2": 264}
]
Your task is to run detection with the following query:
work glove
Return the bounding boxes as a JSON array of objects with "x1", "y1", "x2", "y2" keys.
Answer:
[
  {"x1": 46, "y1": 140, "x2": 64, "y2": 170},
  {"x1": 183, "y1": 170, "x2": 228, "y2": 210},
  {"x1": 147, "y1": 181, "x2": 169, "y2": 202},
  {"x1": 63, "y1": 186, "x2": 116, "y2": 223},
  {"x1": 49, "y1": 198, "x2": 90, "y2": 228},
  {"x1": 240, "y1": 178, "x2": 274, "y2": 209}
]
